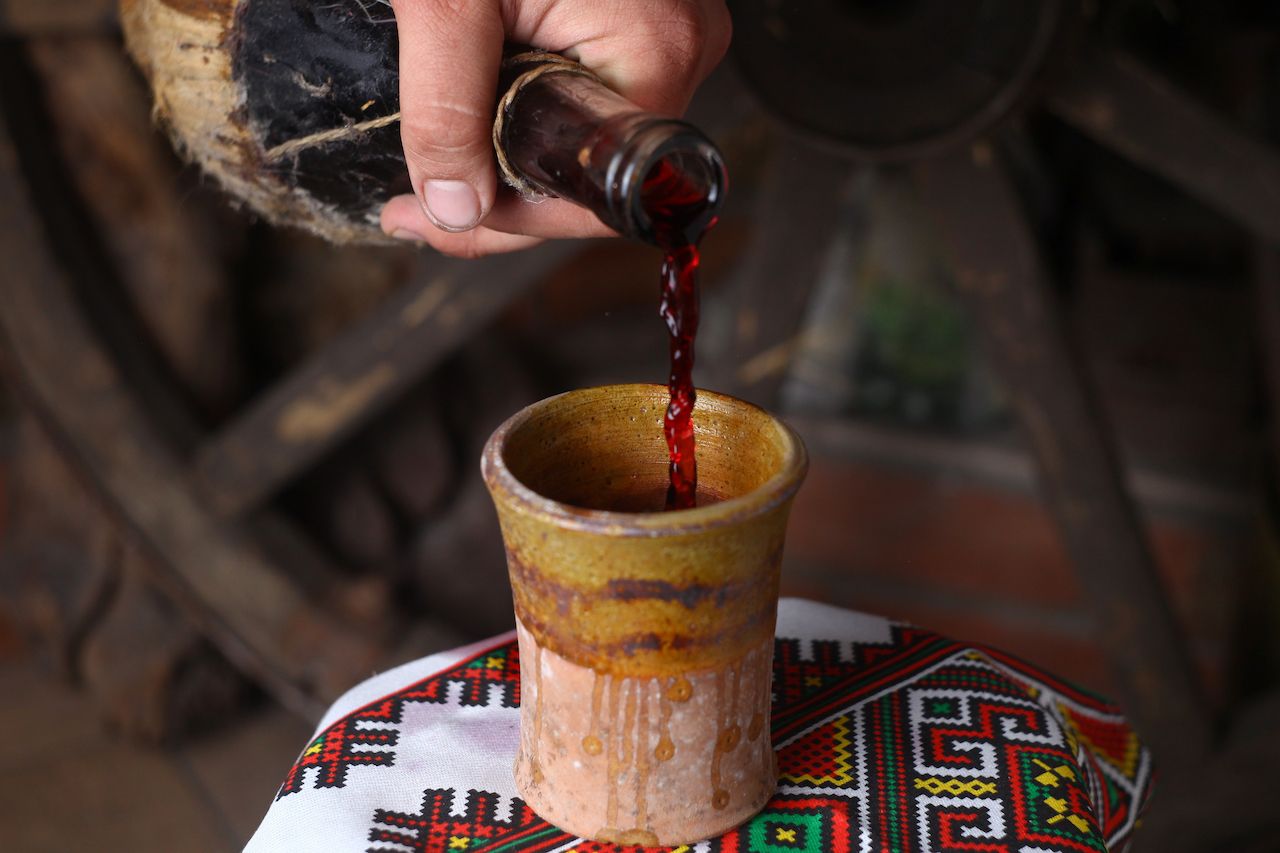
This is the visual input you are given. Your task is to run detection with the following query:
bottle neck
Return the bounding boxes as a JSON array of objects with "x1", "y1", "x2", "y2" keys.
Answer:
[{"x1": 494, "y1": 54, "x2": 726, "y2": 246}]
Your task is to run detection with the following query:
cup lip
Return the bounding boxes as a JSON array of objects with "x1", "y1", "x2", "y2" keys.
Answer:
[{"x1": 481, "y1": 384, "x2": 808, "y2": 537}]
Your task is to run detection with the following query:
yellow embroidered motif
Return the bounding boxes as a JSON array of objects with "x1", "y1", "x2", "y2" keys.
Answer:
[
  {"x1": 303, "y1": 740, "x2": 323, "y2": 757},
  {"x1": 1045, "y1": 794, "x2": 1093, "y2": 834},
  {"x1": 486, "y1": 656, "x2": 505, "y2": 669},
  {"x1": 775, "y1": 828, "x2": 798, "y2": 842},
  {"x1": 449, "y1": 836, "x2": 471, "y2": 849},
  {"x1": 913, "y1": 777, "x2": 997, "y2": 796},
  {"x1": 1032, "y1": 758, "x2": 1076, "y2": 787}
]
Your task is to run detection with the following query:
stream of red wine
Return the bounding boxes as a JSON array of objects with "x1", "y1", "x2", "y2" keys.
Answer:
[{"x1": 641, "y1": 159, "x2": 718, "y2": 510}]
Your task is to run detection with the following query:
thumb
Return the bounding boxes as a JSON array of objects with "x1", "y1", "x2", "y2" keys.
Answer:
[{"x1": 393, "y1": 0, "x2": 503, "y2": 232}]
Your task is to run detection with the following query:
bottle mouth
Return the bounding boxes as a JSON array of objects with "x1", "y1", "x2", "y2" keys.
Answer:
[{"x1": 605, "y1": 117, "x2": 728, "y2": 246}]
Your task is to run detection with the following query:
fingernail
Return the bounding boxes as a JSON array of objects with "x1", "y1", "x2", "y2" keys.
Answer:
[
  {"x1": 422, "y1": 180, "x2": 481, "y2": 232},
  {"x1": 388, "y1": 227, "x2": 427, "y2": 243}
]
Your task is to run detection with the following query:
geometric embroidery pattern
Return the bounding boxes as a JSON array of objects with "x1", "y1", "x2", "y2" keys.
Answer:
[
  {"x1": 778, "y1": 714, "x2": 855, "y2": 787},
  {"x1": 1058, "y1": 702, "x2": 1142, "y2": 780},
  {"x1": 316, "y1": 624, "x2": 1148, "y2": 853},
  {"x1": 367, "y1": 788, "x2": 542, "y2": 853},
  {"x1": 278, "y1": 640, "x2": 521, "y2": 798}
]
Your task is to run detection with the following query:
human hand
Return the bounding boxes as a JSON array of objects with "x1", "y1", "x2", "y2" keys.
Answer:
[{"x1": 379, "y1": 0, "x2": 731, "y2": 257}]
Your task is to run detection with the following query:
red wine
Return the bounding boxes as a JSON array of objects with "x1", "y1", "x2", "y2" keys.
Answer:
[{"x1": 642, "y1": 157, "x2": 720, "y2": 510}]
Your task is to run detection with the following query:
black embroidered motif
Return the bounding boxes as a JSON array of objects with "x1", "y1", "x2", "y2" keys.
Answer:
[
  {"x1": 278, "y1": 641, "x2": 521, "y2": 798},
  {"x1": 368, "y1": 788, "x2": 540, "y2": 853}
]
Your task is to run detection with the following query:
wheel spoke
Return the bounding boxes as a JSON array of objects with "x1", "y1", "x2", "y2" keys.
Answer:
[
  {"x1": 916, "y1": 142, "x2": 1213, "y2": 768},
  {"x1": 713, "y1": 136, "x2": 859, "y2": 406},
  {"x1": 0, "y1": 108, "x2": 373, "y2": 718},
  {"x1": 0, "y1": 0, "x2": 117, "y2": 36},
  {"x1": 1049, "y1": 48, "x2": 1280, "y2": 245},
  {"x1": 194, "y1": 241, "x2": 582, "y2": 518}
]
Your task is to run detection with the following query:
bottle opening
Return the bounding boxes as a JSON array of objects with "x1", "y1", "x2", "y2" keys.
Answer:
[
  {"x1": 600, "y1": 118, "x2": 725, "y2": 246},
  {"x1": 631, "y1": 141, "x2": 726, "y2": 248},
  {"x1": 637, "y1": 148, "x2": 725, "y2": 249}
]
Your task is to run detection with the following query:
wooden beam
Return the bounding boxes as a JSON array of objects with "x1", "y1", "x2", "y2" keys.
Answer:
[
  {"x1": 194, "y1": 240, "x2": 582, "y2": 518},
  {"x1": 0, "y1": 0, "x2": 116, "y2": 35},
  {"x1": 916, "y1": 141, "x2": 1214, "y2": 769},
  {"x1": 1049, "y1": 49, "x2": 1280, "y2": 245},
  {"x1": 0, "y1": 102, "x2": 373, "y2": 719},
  {"x1": 713, "y1": 136, "x2": 858, "y2": 406}
]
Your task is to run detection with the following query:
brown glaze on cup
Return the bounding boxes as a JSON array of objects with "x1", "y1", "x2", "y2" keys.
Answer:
[{"x1": 482, "y1": 385, "x2": 807, "y2": 845}]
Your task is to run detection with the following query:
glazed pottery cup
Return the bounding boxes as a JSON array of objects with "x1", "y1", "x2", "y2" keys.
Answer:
[{"x1": 481, "y1": 384, "x2": 808, "y2": 845}]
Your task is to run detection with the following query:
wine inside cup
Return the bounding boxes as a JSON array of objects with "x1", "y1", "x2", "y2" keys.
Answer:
[{"x1": 482, "y1": 384, "x2": 808, "y2": 844}]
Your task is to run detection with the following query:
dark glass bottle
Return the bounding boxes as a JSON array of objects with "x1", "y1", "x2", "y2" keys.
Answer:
[{"x1": 495, "y1": 52, "x2": 727, "y2": 248}]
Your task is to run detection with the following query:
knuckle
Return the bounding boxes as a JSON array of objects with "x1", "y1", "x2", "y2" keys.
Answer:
[
  {"x1": 656, "y1": 1, "x2": 710, "y2": 55},
  {"x1": 424, "y1": 0, "x2": 472, "y2": 25},
  {"x1": 637, "y1": 1, "x2": 728, "y2": 76},
  {"x1": 704, "y1": 3, "x2": 733, "y2": 61},
  {"x1": 400, "y1": 101, "x2": 490, "y2": 173}
]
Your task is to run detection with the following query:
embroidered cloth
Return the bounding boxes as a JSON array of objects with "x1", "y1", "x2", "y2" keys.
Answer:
[{"x1": 246, "y1": 598, "x2": 1152, "y2": 852}]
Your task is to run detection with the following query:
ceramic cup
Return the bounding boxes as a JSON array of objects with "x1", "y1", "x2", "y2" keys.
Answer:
[{"x1": 481, "y1": 384, "x2": 808, "y2": 846}]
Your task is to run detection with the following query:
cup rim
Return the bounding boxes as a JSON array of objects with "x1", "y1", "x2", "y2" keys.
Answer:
[{"x1": 481, "y1": 384, "x2": 808, "y2": 536}]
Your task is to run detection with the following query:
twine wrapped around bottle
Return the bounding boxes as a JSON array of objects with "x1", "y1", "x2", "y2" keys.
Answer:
[{"x1": 492, "y1": 51, "x2": 603, "y2": 197}]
